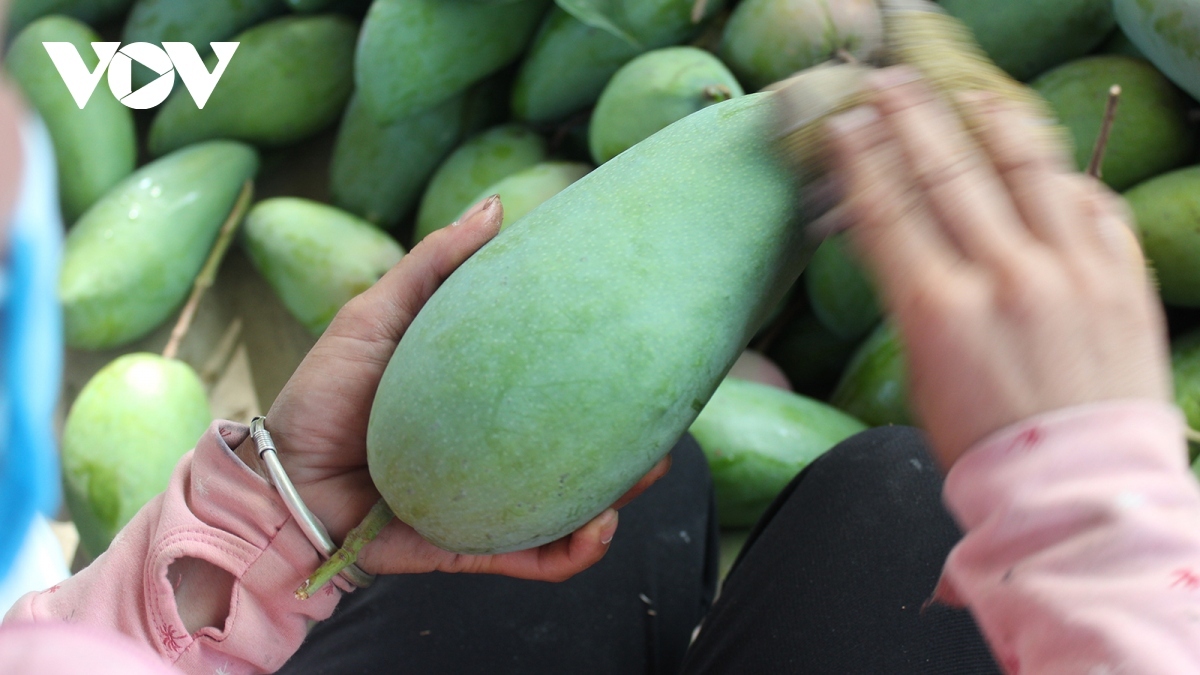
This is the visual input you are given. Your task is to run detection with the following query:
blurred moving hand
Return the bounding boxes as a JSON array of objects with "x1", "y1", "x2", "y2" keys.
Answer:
[{"x1": 825, "y1": 67, "x2": 1172, "y2": 469}]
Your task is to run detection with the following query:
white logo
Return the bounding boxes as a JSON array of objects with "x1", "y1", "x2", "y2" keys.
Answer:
[{"x1": 41, "y1": 42, "x2": 239, "y2": 110}]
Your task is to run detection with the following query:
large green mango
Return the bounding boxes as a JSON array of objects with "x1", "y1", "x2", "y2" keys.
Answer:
[
  {"x1": 1032, "y1": 56, "x2": 1195, "y2": 192},
  {"x1": 589, "y1": 47, "x2": 743, "y2": 164},
  {"x1": 831, "y1": 322, "x2": 912, "y2": 427},
  {"x1": 468, "y1": 161, "x2": 592, "y2": 229},
  {"x1": 7, "y1": 0, "x2": 133, "y2": 34},
  {"x1": 1125, "y1": 166, "x2": 1200, "y2": 307},
  {"x1": 719, "y1": 0, "x2": 883, "y2": 91},
  {"x1": 512, "y1": 0, "x2": 727, "y2": 123},
  {"x1": 60, "y1": 141, "x2": 259, "y2": 350},
  {"x1": 123, "y1": 0, "x2": 285, "y2": 90},
  {"x1": 355, "y1": 0, "x2": 549, "y2": 124},
  {"x1": 414, "y1": 125, "x2": 548, "y2": 243},
  {"x1": 805, "y1": 234, "x2": 880, "y2": 341},
  {"x1": 148, "y1": 15, "x2": 356, "y2": 156},
  {"x1": 367, "y1": 93, "x2": 807, "y2": 554},
  {"x1": 939, "y1": 0, "x2": 1115, "y2": 81},
  {"x1": 1115, "y1": 0, "x2": 1200, "y2": 101},
  {"x1": 690, "y1": 377, "x2": 866, "y2": 527},
  {"x1": 6, "y1": 17, "x2": 137, "y2": 223},
  {"x1": 63, "y1": 354, "x2": 212, "y2": 557},
  {"x1": 244, "y1": 198, "x2": 406, "y2": 335}
]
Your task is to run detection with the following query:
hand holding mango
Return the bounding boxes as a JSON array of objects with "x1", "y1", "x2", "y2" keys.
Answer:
[
  {"x1": 825, "y1": 68, "x2": 1171, "y2": 468},
  {"x1": 235, "y1": 197, "x2": 669, "y2": 580}
]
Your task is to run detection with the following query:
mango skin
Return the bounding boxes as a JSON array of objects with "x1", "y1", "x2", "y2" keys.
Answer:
[
  {"x1": 831, "y1": 322, "x2": 912, "y2": 427},
  {"x1": 356, "y1": 0, "x2": 549, "y2": 124},
  {"x1": 148, "y1": 15, "x2": 356, "y2": 156},
  {"x1": 940, "y1": 0, "x2": 1115, "y2": 82},
  {"x1": 1125, "y1": 166, "x2": 1200, "y2": 307},
  {"x1": 414, "y1": 125, "x2": 548, "y2": 243},
  {"x1": 690, "y1": 377, "x2": 865, "y2": 527},
  {"x1": 1171, "y1": 330, "x2": 1200, "y2": 461},
  {"x1": 7, "y1": 0, "x2": 133, "y2": 34},
  {"x1": 60, "y1": 141, "x2": 259, "y2": 350},
  {"x1": 468, "y1": 162, "x2": 592, "y2": 230},
  {"x1": 512, "y1": 0, "x2": 727, "y2": 123},
  {"x1": 805, "y1": 234, "x2": 880, "y2": 341},
  {"x1": 1115, "y1": 0, "x2": 1200, "y2": 102},
  {"x1": 63, "y1": 354, "x2": 212, "y2": 557},
  {"x1": 244, "y1": 198, "x2": 406, "y2": 335},
  {"x1": 366, "y1": 93, "x2": 807, "y2": 554},
  {"x1": 1032, "y1": 56, "x2": 1195, "y2": 192},
  {"x1": 719, "y1": 0, "x2": 882, "y2": 92},
  {"x1": 6, "y1": 17, "x2": 137, "y2": 224},
  {"x1": 589, "y1": 47, "x2": 743, "y2": 164}
]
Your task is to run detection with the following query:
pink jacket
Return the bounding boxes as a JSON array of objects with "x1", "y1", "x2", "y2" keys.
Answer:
[{"x1": 4, "y1": 402, "x2": 1200, "y2": 674}]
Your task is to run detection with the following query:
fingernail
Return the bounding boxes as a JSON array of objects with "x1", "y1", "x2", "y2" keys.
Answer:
[
  {"x1": 866, "y1": 65, "x2": 922, "y2": 91},
  {"x1": 598, "y1": 509, "x2": 618, "y2": 545},
  {"x1": 827, "y1": 106, "x2": 880, "y2": 136},
  {"x1": 800, "y1": 176, "x2": 845, "y2": 223},
  {"x1": 453, "y1": 194, "x2": 500, "y2": 227}
]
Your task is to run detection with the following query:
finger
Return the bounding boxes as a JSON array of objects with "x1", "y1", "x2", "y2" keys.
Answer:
[
  {"x1": 1071, "y1": 175, "x2": 1148, "y2": 275},
  {"x1": 956, "y1": 92, "x2": 1087, "y2": 254},
  {"x1": 324, "y1": 195, "x2": 503, "y2": 350},
  {"x1": 469, "y1": 509, "x2": 619, "y2": 583},
  {"x1": 825, "y1": 105, "x2": 963, "y2": 311},
  {"x1": 868, "y1": 68, "x2": 1036, "y2": 266},
  {"x1": 611, "y1": 455, "x2": 672, "y2": 510}
]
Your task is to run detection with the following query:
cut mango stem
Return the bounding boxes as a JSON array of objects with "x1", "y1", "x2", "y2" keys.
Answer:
[{"x1": 295, "y1": 498, "x2": 394, "y2": 600}]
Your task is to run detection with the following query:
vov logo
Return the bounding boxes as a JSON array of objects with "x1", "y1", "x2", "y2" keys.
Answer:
[{"x1": 42, "y1": 42, "x2": 239, "y2": 110}]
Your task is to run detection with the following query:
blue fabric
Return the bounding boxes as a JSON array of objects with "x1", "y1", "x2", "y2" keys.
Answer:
[{"x1": 0, "y1": 117, "x2": 64, "y2": 581}]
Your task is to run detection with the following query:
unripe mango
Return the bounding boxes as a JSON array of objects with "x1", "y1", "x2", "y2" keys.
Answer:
[
  {"x1": 1171, "y1": 329, "x2": 1200, "y2": 460},
  {"x1": 940, "y1": 0, "x2": 1115, "y2": 82},
  {"x1": 1032, "y1": 56, "x2": 1196, "y2": 192},
  {"x1": 468, "y1": 162, "x2": 591, "y2": 230},
  {"x1": 690, "y1": 377, "x2": 866, "y2": 527},
  {"x1": 589, "y1": 47, "x2": 742, "y2": 164},
  {"x1": 6, "y1": 16, "x2": 137, "y2": 223},
  {"x1": 60, "y1": 141, "x2": 259, "y2": 350},
  {"x1": 1115, "y1": 0, "x2": 1200, "y2": 101},
  {"x1": 356, "y1": 0, "x2": 549, "y2": 124},
  {"x1": 367, "y1": 93, "x2": 807, "y2": 554},
  {"x1": 7, "y1": 0, "x2": 133, "y2": 34},
  {"x1": 720, "y1": 0, "x2": 883, "y2": 91},
  {"x1": 243, "y1": 198, "x2": 406, "y2": 335},
  {"x1": 805, "y1": 234, "x2": 880, "y2": 340},
  {"x1": 1126, "y1": 166, "x2": 1200, "y2": 307},
  {"x1": 831, "y1": 322, "x2": 912, "y2": 427},
  {"x1": 148, "y1": 15, "x2": 356, "y2": 156},
  {"x1": 62, "y1": 354, "x2": 212, "y2": 556},
  {"x1": 414, "y1": 125, "x2": 548, "y2": 243}
]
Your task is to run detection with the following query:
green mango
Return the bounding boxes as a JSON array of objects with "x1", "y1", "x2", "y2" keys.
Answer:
[
  {"x1": 414, "y1": 125, "x2": 548, "y2": 243},
  {"x1": 468, "y1": 161, "x2": 592, "y2": 229},
  {"x1": 719, "y1": 0, "x2": 883, "y2": 91},
  {"x1": 6, "y1": 17, "x2": 137, "y2": 223},
  {"x1": 1032, "y1": 56, "x2": 1196, "y2": 192},
  {"x1": 243, "y1": 198, "x2": 406, "y2": 335},
  {"x1": 60, "y1": 141, "x2": 259, "y2": 350},
  {"x1": 355, "y1": 0, "x2": 549, "y2": 124},
  {"x1": 148, "y1": 15, "x2": 356, "y2": 156},
  {"x1": 1115, "y1": 0, "x2": 1200, "y2": 101},
  {"x1": 939, "y1": 0, "x2": 1115, "y2": 82},
  {"x1": 766, "y1": 312, "x2": 859, "y2": 399},
  {"x1": 1125, "y1": 166, "x2": 1200, "y2": 307},
  {"x1": 589, "y1": 47, "x2": 743, "y2": 164},
  {"x1": 287, "y1": 0, "x2": 336, "y2": 10},
  {"x1": 123, "y1": 0, "x2": 285, "y2": 90},
  {"x1": 690, "y1": 377, "x2": 865, "y2": 527},
  {"x1": 366, "y1": 93, "x2": 808, "y2": 554},
  {"x1": 1171, "y1": 329, "x2": 1200, "y2": 461},
  {"x1": 512, "y1": 0, "x2": 727, "y2": 123},
  {"x1": 831, "y1": 322, "x2": 912, "y2": 427},
  {"x1": 805, "y1": 234, "x2": 881, "y2": 341},
  {"x1": 7, "y1": 0, "x2": 133, "y2": 34},
  {"x1": 63, "y1": 354, "x2": 212, "y2": 556}
]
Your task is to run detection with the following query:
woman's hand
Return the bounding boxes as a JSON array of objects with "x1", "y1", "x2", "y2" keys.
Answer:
[
  {"x1": 824, "y1": 67, "x2": 1172, "y2": 469},
  {"x1": 241, "y1": 196, "x2": 670, "y2": 582}
]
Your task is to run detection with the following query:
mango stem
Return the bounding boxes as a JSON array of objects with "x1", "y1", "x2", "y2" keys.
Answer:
[
  {"x1": 295, "y1": 498, "x2": 394, "y2": 600},
  {"x1": 691, "y1": 0, "x2": 708, "y2": 23},
  {"x1": 162, "y1": 181, "x2": 254, "y2": 360},
  {"x1": 1086, "y1": 85, "x2": 1121, "y2": 180},
  {"x1": 703, "y1": 85, "x2": 734, "y2": 103}
]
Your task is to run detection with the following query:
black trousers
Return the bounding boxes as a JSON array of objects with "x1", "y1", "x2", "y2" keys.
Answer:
[{"x1": 278, "y1": 428, "x2": 1000, "y2": 674}]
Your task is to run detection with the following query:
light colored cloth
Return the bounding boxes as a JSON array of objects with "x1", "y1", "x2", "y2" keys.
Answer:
[{"x1": 4, "y1": 404, "x2": 1200, "y2": 674}]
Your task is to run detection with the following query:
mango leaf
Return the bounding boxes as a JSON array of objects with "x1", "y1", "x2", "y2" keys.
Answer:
[{"x1": 554, "y1": 0, "x2": 643, "y2": 47}]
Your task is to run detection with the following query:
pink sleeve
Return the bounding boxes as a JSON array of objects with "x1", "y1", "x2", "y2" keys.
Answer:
[
  {"x1": 938, "y1": 400, "x2": 1200, "y2": 674},
  {"x1": 3, "y1": 421, "x2": 345, "y2": 674}
]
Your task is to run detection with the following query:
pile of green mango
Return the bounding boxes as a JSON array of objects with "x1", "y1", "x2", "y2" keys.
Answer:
[{"x1": 8, "y1": 0, "x2": 1200, "y2": 561}]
